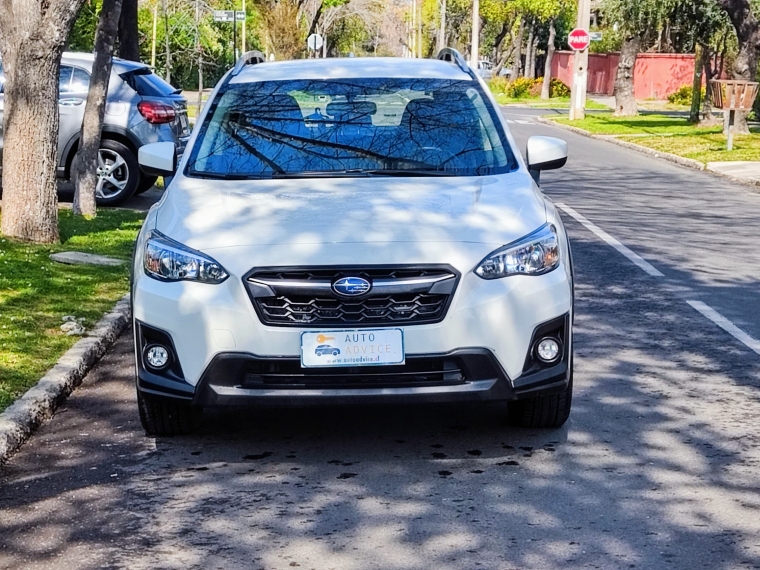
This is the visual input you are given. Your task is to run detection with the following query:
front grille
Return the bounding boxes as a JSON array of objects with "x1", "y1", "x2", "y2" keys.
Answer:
[
  {"x1": 257, "y1": 293, "x2": 448, "y2": 326},
  {"x1": 252, "y1": 268, "x2": 449, "y2": 281},
  {"x1": 242, "y1": 357, "x2": 466, "y2": 389},
  {"x1": 245, "y1": 265, "x2": 459, "y2": 328}
]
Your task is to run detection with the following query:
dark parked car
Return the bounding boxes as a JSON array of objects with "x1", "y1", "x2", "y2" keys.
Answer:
[{"x1": 0, "y1": 52, "x2": 190, "y2": 205}]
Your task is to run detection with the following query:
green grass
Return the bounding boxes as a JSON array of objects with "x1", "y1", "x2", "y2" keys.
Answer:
[
  {"x1": 553, "y1": 113, "x2": 760, "y2": 163},
  {"x1": 554, "y1": 113, "x2": 722, "y2": 136},
  {"x1": 618, "y1": 133, "x2": 760, "y2": 164},
  {"x1": 495, "y1": 94, "x2": 609, "y2": 110},
  {"x1": 0, "y1": 209, "x2": 145, "y2": 412}
]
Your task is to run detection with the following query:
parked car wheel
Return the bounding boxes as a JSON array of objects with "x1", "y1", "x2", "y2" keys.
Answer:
[
  {"x1": 507, "y1": 365, "x2": 573, "y2": 429},
  {"x1": 137, "y1": 390, "x2": 201, "y2": 435},
  {"x1": 94, "y1": 139, "x2": 139, "y2": 206},
  {"x1": 135, "y1": 175, "x2": 158, "y2": 194}
]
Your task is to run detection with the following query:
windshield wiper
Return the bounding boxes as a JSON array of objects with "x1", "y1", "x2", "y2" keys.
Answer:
[
  {"x1": 272, "y1": 168, "x2": 456, "y2": 179},
  {"x1": 272, "y1": 169, "x2": 372, "y2": 178},
  {"x1": 362, "y1": 169, "x2": 456, "y2": 177},
  {"x1": 188, "y1": 171, "x2": 272, "y2": 180}
]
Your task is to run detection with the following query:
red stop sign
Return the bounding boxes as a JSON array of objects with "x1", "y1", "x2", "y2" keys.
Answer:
[{"x1": 568, "y1": 28, "x2": 591, "y2": 51}]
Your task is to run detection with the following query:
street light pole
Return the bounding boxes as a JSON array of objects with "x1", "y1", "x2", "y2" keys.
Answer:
[
  {"x1": 569, "y1": 0, "x2": 591, "y2": 120},
  {"x1": 470, "y1": 0, "x2": 479, "y2": 70}
]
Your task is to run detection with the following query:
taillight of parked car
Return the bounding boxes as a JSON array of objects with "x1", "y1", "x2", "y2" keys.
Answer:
[{"x1": 137, "y1": 100, "x2": 177, "y2": 124}]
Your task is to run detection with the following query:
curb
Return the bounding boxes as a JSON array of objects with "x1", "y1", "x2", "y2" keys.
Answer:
[
  {"x1": 536, "y1": 116, "x2": 760, "y2": 189},
  {"x1": 0, "y1": 293, "x2": 131, "y2": 465}
]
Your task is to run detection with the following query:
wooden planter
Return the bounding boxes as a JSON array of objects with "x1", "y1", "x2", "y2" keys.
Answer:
[
  {"x1": 709, "y1": 80, "x2": 759, "y2": 151},
  {"x1": 710, "y1": 80, "x2": 759, "y2": 111}
]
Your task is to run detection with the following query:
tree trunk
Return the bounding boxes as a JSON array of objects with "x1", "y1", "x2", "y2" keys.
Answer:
[
  {"x1": 513, "y1": 18, "x2": 524, "y2": 78},
  {"x1": 195, "y1": 0, "x2": 204, "y2": 118},
  {"x1": 117, "y1": 0, "x2": 139, "y2": 61},
  {"x1": 525, "y1": 21, "x2": 535, "y2": 78},
  {"x1": 700, "y1": 44, "x2": 718, "y2": 126},
  {"x1": 492, "y1": 19, "x2": 509, "y2": 57},
  {"x1": 717, "y1": 0, "x2": 760, "y2": 133},
  {"x1": 437, "y1": 0, "x2": 447, "y2": 53},
  {"x1": 689, "y1": 43, "x2": 704, "y2": 123},
  {"x1": 613, "y1": 34, "x2": 641, "y2": 116},
  {"x1": 307, "y1": 2, "x2": 323, "y2": 39},
  {"x1": 541, "y1": 19, "x2": 556, "y2": 100},
  {"x1": 0, "y1": 0, "x2": 87, "y2": 242},
  {"x1": 162, "y1": 0, "x2": 171, "y2": 83},
  {"x1": 493, "y1": 44, "x2": 514, "y2": 78},
  {"x1": 73, "y1": 0, "x2": 124, "y2": 218}
]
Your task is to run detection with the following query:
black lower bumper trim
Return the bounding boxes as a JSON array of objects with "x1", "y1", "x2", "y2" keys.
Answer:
[{"x1": 136, "y1": 348, "x2": 570, "y2": 408}]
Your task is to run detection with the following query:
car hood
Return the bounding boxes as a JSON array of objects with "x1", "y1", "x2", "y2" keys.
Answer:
[{"x1": 155, "y1": 173, "x2": 546, "y2": 252}]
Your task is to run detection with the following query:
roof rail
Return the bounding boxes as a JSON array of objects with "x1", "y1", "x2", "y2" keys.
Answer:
[
  {"x1": 436, "y1": 48, "x2": 474, "y2": 78},
  {"x1": 231, "y1": 50, "x2": 266, "y2": 76}
]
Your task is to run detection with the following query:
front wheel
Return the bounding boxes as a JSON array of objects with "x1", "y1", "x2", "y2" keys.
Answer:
[
  {"x1": 93, "y1": 139, "x2": 139, "y2": 206},
  {"x1": 507, "y1": 373, "x2": 573, "y2": 429},
  {"x1": 137, "y1": 390, "x2": 201, "y2": 435}
]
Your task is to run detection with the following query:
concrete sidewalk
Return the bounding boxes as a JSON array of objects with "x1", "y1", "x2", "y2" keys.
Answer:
[{"x1": 706, "y1": 161, "x2": 760, "y2": 183}]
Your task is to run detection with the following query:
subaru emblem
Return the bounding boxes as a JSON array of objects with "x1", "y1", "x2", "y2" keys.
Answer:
[{"x1": 332, "y1": 276, "x2": 371, "y2": 296}]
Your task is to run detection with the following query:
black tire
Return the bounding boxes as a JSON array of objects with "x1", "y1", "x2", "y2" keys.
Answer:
[
  {"x1": 507, "y1": 372, "x2": 573, "y2": 429},
  {"x1": 332, "y1": 350, "x2": 339, "y2": 356},
  {"x1": 135, "y1": 175, "x2": 158, "y2": 194},
  {"x1": 137, "y1": 390, "x2": 201, "y2": 435},
  {"x1": 94, "y1": 139, "x2": 139, "y2": 206}
]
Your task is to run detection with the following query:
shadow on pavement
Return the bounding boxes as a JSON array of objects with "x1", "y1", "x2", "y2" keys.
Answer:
[{"x1": 1, "y1": 228, "x2": 759, "y2": 569}]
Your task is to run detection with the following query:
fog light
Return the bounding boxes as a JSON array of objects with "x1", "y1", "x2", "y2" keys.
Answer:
[
  {"x1": 145, "y1": 344, "x2": 171, "y2": 370},
  {"x1": 536, "y1": 338, "x2": 561, "y2": 363}
]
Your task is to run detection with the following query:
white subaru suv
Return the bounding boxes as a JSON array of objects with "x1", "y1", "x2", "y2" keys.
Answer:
[{"x1": 132, "y1": 49, "x2": 573, "y2": 435}]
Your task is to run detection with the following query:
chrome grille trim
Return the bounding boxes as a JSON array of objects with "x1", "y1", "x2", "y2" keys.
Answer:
[{"x1": 243, "y1": 265, "x2": 460, "y2": 328}]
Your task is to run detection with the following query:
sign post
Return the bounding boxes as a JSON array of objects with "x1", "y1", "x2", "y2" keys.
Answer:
[
  {"x1": 568, "y1": 0, "x2": 591, "y2": 121},
  {"x1": 307, "y1": 33, "x2": 324, "y2": 57},
  {"x1": 214, "y1": 9, "x2": 246, "y2": 61}
]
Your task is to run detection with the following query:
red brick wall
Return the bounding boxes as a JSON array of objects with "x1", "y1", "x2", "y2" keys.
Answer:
[{"x1": 551, "y1": 52, "x2": 695, "y2": 99}]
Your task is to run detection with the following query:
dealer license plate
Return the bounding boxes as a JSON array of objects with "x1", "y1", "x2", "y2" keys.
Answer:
[{"x1": 301, "y1": 329, "x2": 405, "y2": 368}]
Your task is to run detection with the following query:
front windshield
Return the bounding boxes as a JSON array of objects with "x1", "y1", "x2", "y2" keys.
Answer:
[{"x1": 185, "y1": 77, "x2": 517, "y2": 178}]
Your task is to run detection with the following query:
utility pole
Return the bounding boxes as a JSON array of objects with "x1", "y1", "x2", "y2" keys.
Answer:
[
  {"x1": 569, "y1": 0, "x2": 591, "y2": 120},
  {"x1": 438, "y1": 0, "x2": 446, "y2": 52},
  {"x1": 417, "y1": 0, "x2": 422, "y2": 58},
  {"x1": 411, "y1": 0, "x2": 416, "y2": 57},
  {"x1": 470, "y1": 0, "x2": 479, "y2": 70}
]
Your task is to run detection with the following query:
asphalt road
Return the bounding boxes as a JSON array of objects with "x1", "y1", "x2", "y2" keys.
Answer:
[{"x1": 2, "y1": 110, "x2": 760, "y2": 570}]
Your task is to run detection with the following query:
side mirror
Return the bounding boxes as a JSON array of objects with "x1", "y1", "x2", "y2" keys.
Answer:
[
  {"x1": 138, "y1": 142, "x2": 176, "y2": 177},
  {"x1": 526, "y1": 136, "x2": 568, "y2": 184}
]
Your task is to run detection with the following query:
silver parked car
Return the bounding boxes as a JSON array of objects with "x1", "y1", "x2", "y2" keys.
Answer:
[{"x1": 0, "y1": 52, "x2": 190, "y2": 205}]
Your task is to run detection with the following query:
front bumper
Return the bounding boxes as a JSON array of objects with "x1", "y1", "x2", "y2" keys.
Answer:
[
  {"x1": 134, "y1": 312, "x2": 571, "y2": 407},
  {"x1": 132, "y1": 246, "x2": 574, "y2": 406}
]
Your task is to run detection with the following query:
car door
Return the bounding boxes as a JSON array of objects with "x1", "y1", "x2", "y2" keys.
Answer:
[{"x1": 57, "y1": 65, "x2": 88, "y2": 163}]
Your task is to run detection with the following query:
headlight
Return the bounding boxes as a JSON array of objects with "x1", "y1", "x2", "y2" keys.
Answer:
[
  {"x1": 143, "y1": 231, "x2": 229, "y2": 283},
  {"x1": 475, "y1": 224, "x2": 560, "y2": 279}
]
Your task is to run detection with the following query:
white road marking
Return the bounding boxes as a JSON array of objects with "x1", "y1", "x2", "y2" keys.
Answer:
[
  {"x1": 686, "y1": 300, "x2": 760, "y2": 356},
  {"x1": 556, "y1": 202, "x2": 760, "y2": 357},
  {"x1": 556, "y1": 203, "x2": 665, "y2": 277}
]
